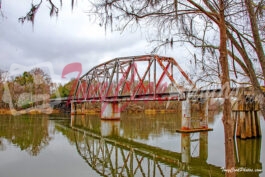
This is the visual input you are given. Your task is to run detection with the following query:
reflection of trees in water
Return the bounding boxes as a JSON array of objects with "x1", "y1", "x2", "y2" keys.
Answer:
[{"x1": 0, "y1": 115, "x2": 51, "y2": 156}]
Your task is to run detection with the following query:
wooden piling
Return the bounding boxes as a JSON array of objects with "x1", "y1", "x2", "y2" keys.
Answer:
[
  {"x1": 236, "y1": 112, "x2": 246, "y2": 139},
  {"x1": 245, "y1": 111, "x2": 252, "y2": 138},
  {"x1": 234, "y1": 110, "x2": 261, "y2": 139},
  {"x1": 233, "y1": 95, "x2": 262, "y2": 139},
  {"x1": 255, "y1": 111, "x2": 262, "y2": 137}
]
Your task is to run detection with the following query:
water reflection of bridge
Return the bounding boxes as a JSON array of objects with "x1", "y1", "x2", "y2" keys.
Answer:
[
  {"x1": 55, "y1": 115, "x2": 224, "y2": 176},
  {"x1": 53, "y1": 114, "x2": 263, "y2": 177}
]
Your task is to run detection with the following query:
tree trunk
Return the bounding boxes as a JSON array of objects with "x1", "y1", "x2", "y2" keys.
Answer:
[
  {"x1": 219, "y1": 1, "x2": 236, "y2": 176},
  {"x1": 245, "y1": 0, "x2": 265, "y2": 80},
  {"x1": 244, "y1": 0, "x2": 265, "y2": 118}
]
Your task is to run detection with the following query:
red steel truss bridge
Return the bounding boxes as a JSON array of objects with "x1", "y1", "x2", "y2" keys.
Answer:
[{"x1": 73, "y1": 55, "x2": 195, "y2": 103}]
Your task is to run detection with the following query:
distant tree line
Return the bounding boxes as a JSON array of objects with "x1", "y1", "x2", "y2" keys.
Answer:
[
  {"x1": 0, "y1": 68, "x2": 70, "y2": 110},
  {"x1": 0, "y1": 67, "x2": 77, "y2": 110},
  {"x1": 50, "y1": 79, "x2": 75, "y2": 98}
]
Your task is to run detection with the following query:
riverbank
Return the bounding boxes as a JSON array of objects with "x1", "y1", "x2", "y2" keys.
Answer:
[
  {"x1": 0, "y1": 108, "x2": 58, "y2": 115},
  {"x1": 0, "y1": 99, "x2": 222, "y2": 115}
]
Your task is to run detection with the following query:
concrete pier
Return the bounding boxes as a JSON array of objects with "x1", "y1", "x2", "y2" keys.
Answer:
[
  {"x1": 181, "y1": 99, "x2": 191, "y2": 130},
  {"x1": 178, "y1": 97, "x2": 212, "y2": 133}
]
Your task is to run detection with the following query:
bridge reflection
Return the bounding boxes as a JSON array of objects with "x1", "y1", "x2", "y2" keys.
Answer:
[
  {"x1": 235, "y1": 138, "x2": 262, "y2": 176},
  {"x1": 54, "y1": 114, "x2": 263, "y2": 176},
  {"x1": 58, "y1": 115, "x2": 223, "y2": 176}
]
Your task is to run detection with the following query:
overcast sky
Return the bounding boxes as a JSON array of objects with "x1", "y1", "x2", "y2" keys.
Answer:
[{"x1": 0, "y1": 0, "x2": 189, "y2": 83}]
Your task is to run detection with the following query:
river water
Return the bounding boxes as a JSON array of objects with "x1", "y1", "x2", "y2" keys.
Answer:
[{"x1": 0, "y1": 112, "x2": 264, "y2": 177}]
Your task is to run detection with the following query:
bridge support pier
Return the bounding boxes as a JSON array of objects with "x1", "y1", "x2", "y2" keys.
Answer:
[
  {"x1": 200, "y1": 99, "x2": 209, "y2": 129},
  {"x1": 180, "y1": 132, "x2": 209, "y2": 174},
  {"x1": 233, "y1": 97, "x2": 261, "y2": 139},
  {"x1": 234, "y1": 111, "x2": 261, "y2": 139},
  {"x1": 181, "y1": 99, "x2": 191, "y2": 130},
  {"x1": 181, "y1": 132, "x2": 209, "y2": 163},
  {"x1": 101, "y1": 102, "x2": 121, "y2": 120},
  {"x1": 180, "y1": 98, "x2": 210, "y2": 132}
]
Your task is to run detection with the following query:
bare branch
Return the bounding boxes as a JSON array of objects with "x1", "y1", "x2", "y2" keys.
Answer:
[{"x1": 18, "y1": 0, "x2": 43, "y2": 25}]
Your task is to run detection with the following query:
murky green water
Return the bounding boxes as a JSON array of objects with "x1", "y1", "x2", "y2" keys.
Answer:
[{"x1": 0, "y1": 112, "x2": 264, "y2": 177}]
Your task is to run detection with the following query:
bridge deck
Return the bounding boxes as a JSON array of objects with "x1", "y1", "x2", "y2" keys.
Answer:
[{"x1": 50, "y1": 87, "x2": 259, "y2": 103}]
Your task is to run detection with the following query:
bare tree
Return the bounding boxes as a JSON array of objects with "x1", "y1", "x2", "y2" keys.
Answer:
[
  {"x1": 87, "y1": 0, "x2": 265, "y2": 176},
  {"x1": 17, "y1": 0, "x2": 76, "y2": 24}
]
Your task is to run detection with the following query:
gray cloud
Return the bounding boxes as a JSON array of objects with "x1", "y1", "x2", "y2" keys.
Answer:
[
  {"x1": 0, "y1": 1, "x2": 187, "y2": 83},
  {"x1": 0, "y1": 1, "x2": 149, "y2": 81}
]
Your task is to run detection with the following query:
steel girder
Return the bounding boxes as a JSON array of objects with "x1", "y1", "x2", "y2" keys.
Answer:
[{"x1": 73, "y1": 55, "x2": 195, "y2": 101}]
